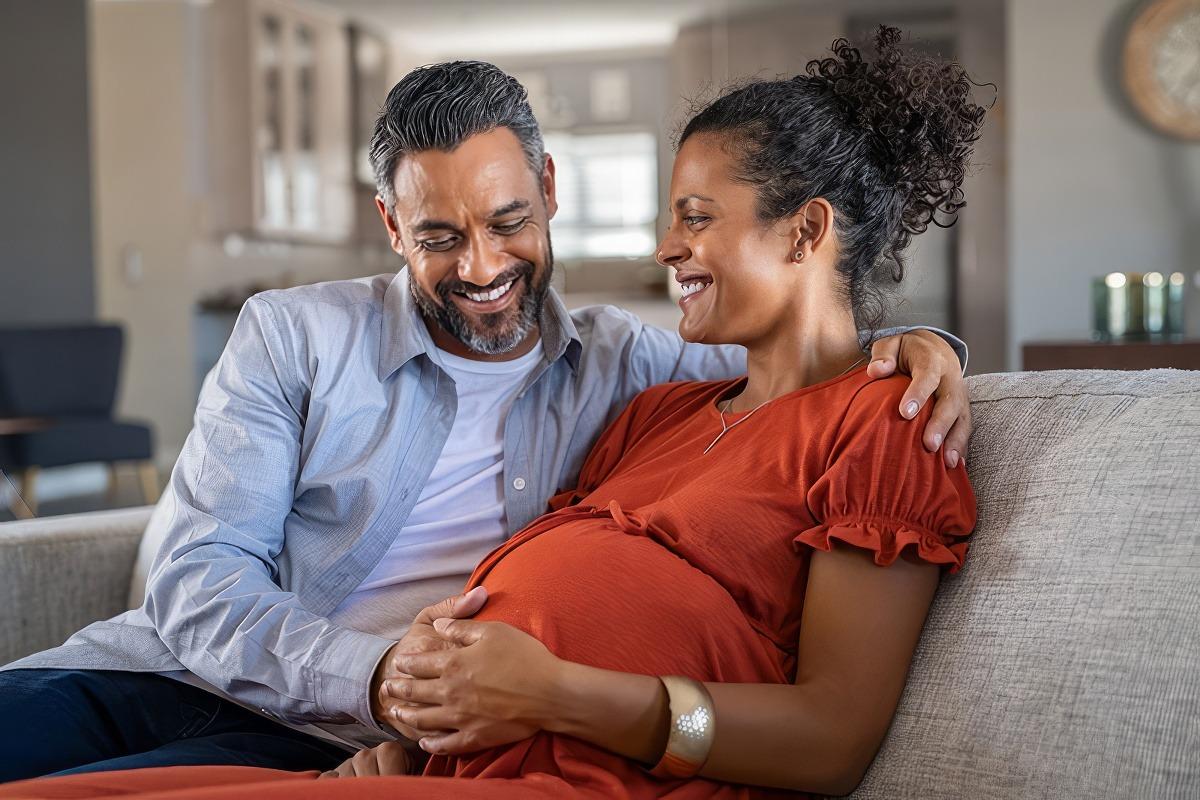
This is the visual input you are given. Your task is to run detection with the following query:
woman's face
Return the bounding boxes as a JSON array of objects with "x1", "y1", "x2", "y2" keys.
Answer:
[{"x1": 657, "y1": 133, "x2": 802, "y2": 346}]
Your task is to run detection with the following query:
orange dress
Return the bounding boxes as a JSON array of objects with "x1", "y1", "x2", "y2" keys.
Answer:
[{"x1": 0, "y1": 369, "x2": 975, "y2": 800}]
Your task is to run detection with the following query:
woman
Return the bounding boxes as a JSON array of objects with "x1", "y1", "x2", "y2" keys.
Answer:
[{"x1": 1, "y1": 26, "x2": 983, "y2": 800}]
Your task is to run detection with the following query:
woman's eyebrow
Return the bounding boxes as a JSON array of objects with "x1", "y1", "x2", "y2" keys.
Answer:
[{"x1": 673, "y1": 194, "x2": 716, "y2": 210}]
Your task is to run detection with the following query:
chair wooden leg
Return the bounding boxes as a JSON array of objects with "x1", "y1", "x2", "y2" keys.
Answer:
[
  {"x1": 16, "y1": 466, "x2": 39, "y2": 517},
  {"x1": 105, "y1": 463, "x2": 121, "y2": 507},
  {"x1": 2, "y1": 469, "x2": 34, "y2": 520},
  {"x1": 137, "y1": 461, "x2": 160, "y2": 504}
]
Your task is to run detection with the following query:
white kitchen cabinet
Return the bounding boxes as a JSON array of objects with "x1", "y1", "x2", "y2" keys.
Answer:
[{"x1": 206, "y1": 0, "x2": 353, "y2": 243}]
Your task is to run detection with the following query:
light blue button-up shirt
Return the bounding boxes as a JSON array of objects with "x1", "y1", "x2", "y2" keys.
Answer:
[{"x1": 2, "y1": 268, "x2": 963, "y2": 741}]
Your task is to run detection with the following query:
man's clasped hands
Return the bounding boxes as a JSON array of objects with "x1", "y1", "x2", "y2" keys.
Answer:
[{"x1": 321, "y1": 585, "x2": 565, "y2": 779}]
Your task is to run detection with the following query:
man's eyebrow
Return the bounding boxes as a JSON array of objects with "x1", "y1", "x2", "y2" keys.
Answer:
[
  {"x1": 674, "y1": 194, "x2": 716, "y2": 210},
  {"x1": 411, "y1": 219, "x2": 458, "y2": 235},
  {"x1": 409, "y1": 200, "x2": 531, "y2": 234},
  {"x1": 489, "y1": 199, "x2": 531, "y2": 218}
]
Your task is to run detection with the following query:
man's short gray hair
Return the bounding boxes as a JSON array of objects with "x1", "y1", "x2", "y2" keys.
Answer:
[{"x1": 369, "y1": 61, "x2": 545, "y2": 217}]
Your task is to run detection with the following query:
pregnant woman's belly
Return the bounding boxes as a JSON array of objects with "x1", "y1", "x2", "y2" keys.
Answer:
[
  {"x1": 423, "y1": 507, "x2": 805, "y2": 798},
  {"x1": 467, "y1": 512, "x2": 787, "y2": 685}
]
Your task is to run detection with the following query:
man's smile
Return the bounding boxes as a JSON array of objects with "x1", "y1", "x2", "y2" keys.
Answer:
[{"x1": 452, "y1": 277, "x2": 521, "y2": 314}]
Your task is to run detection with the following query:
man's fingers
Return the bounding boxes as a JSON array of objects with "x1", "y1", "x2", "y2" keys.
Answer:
[
  {"x1": 449, "y1": 586, "x2": 488, "y2": 619},
  {"x1": 374, "y1": 741, "x2": 412, "y2": 776},
  {"x1": 393, "y1": 650, "x2": 451, "y2": 679},
  {"x1": 922, "y1": 388, "x2": 960, "y2": 453},
  {"x1": 351, "y1": 749, "x2": 380, "y2": 777},
  {"x1": 413, "y1": 587, "x2": 487, "y2": 627},
  {"x1": 379, "y1": 709, "x2": 423, "y2": 742},
  {"x1": 413, "y1": 594, "x2": 462, "y2": 626},
  {"x1": 384, "y1": 677, "x2": 445, "y2": 705},
  {"x1": 899, "y1": 371, "x2": 939, "y2": 421},
  {"x1": 392, "y1": 703, "x2": 459, "y2": 733},
  {"x1": 419, "y1": 729, "x2": 486, "y2": 757},
  {"x1": 432, "y1": 617, "x2": 487, "y2": 646},
  {"x1": 944, "y1": 411, "x2": 972, "y2": 469},
  {"x1": 868, "y1": 336, "x2": 900, "y2": 377}
]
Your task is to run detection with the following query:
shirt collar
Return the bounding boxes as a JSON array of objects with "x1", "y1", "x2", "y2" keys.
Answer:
[{"x1": 377, "y1": 268, "x2": 582, "y2": 381}]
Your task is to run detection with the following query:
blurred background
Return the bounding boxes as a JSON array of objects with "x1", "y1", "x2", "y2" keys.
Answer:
[{"x1": 1, "y1": 0, "x2": 1198, "y2": 518}]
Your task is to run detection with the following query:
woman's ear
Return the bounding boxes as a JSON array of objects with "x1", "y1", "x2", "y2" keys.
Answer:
[{"x1": 789, "y1": 198, "x2": 835, "y2": 263}]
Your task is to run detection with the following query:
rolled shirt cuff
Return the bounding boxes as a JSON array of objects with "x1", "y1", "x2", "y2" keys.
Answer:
[
  {"x1": 313, "y1": 627, "x2": 397, "y2": 732},
  {"x1": 864, "y1": 325, "x2": 968, "y2": 375}
]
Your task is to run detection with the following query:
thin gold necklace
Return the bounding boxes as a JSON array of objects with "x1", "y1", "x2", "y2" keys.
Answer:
[{"x1": 703, "y1": 354, "x2": 868, "y2": 455}]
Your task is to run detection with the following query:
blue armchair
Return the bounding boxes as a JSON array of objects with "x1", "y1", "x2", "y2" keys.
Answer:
[{"x1": 0, "y1": 325, "x2": 157, "y2": 517}]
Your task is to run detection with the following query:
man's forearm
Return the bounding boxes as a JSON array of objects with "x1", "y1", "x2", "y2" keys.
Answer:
[
  {"x1": 147, "y1": 536, "x2": 395, "y2": 728},
  {"x1": 870, "y1": 325, "x2": 967, "y2": 373},
  {"x1": 653, "y1": 324, "x2": 968, "y2": 385}
]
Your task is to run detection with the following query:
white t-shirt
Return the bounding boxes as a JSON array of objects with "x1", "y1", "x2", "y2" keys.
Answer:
[{"x1": 328, "y1": 340, "x2": 546, "y2": 633}]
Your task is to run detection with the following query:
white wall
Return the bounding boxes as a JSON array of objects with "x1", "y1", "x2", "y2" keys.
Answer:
[
  {"x1": 1007, "y1": 0, "x2": 1200, "y2": 368},
  {"x1": 91, "y1": 1, "x2": 390, "y2": 467}
]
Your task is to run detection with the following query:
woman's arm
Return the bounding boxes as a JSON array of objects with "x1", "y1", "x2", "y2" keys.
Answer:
[
  {"x1": 550, "y1": 542, "x2": 940, "y2": 794},
  {"x1": 390, "y1": 540, "x2": 940, "y2": 795}
]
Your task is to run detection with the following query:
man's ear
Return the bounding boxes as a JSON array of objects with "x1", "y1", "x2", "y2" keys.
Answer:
[
  {"x1": 374, "y1": 195, "x2": 405, "y2": 255},
  {"x1": 541, "y1": 154, "x2": 558, "y2": 220},
  {"x1": 790, "y1": 197, "x2": 835, "y2": 262}
]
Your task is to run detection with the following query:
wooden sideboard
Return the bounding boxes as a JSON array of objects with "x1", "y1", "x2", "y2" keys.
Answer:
[{"x1": 1022, "y1": 340, "x2": 1200, "y2": 371}]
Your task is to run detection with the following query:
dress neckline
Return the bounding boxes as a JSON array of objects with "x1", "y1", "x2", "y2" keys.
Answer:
[{"x1": 707, "y1": 365, "x2": 870, "y2": 422}]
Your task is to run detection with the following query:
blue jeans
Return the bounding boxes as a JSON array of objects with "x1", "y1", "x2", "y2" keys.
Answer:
[{"x1": 0, "y1": 669, "x2": 353, "y2": 783}]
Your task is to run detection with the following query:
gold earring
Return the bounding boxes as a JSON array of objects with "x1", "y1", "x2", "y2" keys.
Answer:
[{"x1": 794, "y1": 250, "x2": 804, "y2": 262}]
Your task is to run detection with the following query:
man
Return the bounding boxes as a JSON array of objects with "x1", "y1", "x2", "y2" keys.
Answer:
[{"x1": 0, "y1": 61, "x2": 970, "y2": 781}]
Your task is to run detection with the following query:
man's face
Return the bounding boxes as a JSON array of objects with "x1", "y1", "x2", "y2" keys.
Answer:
[{"x1": 376, "y1": 128, "x2": 557, "y2": 360}]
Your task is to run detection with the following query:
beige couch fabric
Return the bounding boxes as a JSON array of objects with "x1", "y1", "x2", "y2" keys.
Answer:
[
  {"x1": 0, "y1": 506, "x2": 150, "y2": 665},
  {"x1": 851, "y1": 369, "x2": 1199, "y2": 799},
  {"x1": 1, "y1": 370, "x2": 1196, "y2": 797}
]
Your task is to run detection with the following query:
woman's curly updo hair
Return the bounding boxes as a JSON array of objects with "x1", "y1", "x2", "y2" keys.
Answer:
[{"x1": 679, "y1": 25, "x2": 989, "y2": 330}]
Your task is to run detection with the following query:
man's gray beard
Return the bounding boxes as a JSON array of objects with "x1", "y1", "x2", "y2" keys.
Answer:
[{"x1": 410, "y1": 260, "x2": 552, "y2": 356}]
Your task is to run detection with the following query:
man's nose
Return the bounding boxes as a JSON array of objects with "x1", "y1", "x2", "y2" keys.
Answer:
[{"x1": 460, "y1": 237, "x2": 510, "y2": 288}]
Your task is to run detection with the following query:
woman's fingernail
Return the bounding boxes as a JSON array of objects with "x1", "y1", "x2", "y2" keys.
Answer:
[
  {"x1": 933, "y1": 433, "x2": 943, "y2": 449},
  {"x1": 947, "y1": 449, "x2": 960, "y2": 468},
  {"x1": 904, "y1": 401, "x2": 919, "y2": 418}
]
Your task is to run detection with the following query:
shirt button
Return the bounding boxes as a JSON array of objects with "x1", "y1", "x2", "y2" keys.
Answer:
[{"x1": 512, "y1": 477, "x2": 527, "y2": 491}]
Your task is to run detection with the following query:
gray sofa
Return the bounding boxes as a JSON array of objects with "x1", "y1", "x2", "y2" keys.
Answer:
[{"x1": 2, "y1": 369, "x2": 1197, "y2": 798}]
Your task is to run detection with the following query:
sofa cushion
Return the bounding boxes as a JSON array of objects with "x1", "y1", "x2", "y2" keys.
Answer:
[{"x1": 851, "y1": 369, "x2": 1199, "y2": 799}]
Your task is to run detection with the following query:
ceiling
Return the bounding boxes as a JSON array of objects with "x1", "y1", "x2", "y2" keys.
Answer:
[{"x1": 322, "y1": 0, "x2": 801, "y2": 58}]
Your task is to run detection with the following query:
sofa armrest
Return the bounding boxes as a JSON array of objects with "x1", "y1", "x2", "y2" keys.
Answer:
[{"x1": 0, "y1": 506, "x2": 152, "y2": 666}]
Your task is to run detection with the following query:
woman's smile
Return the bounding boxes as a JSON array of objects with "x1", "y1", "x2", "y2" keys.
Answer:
[{"x1": 675, "y1": 269, "x2": 714, "y2": 314}]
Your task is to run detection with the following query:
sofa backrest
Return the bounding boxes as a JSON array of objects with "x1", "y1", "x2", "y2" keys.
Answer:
[{"x1": 852, "y1": 369, "x2": 1199, "y2": 799}]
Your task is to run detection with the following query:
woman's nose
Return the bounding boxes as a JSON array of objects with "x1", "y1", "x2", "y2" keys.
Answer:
[{"x1": 655, "y1": 230, "x2": 690, "y2": 268}]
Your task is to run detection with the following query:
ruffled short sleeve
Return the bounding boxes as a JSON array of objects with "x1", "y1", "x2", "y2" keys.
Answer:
[{"x1": 794, "y1": 377, "x2": 977, "y2": 574}]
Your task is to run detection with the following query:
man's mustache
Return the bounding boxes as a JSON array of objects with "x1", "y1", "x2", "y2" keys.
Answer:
[{"x1": 438, "y1": 262, "x2": 534, "y2": 297}]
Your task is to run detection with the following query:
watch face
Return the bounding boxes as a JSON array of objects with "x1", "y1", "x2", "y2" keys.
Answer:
[
  {"x1": 1153, "y1": 9, "x2": 1200, "y2": 112},
  {"x1": 1125, "y1": 0, "x2": 1200, "y2": 139}
]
